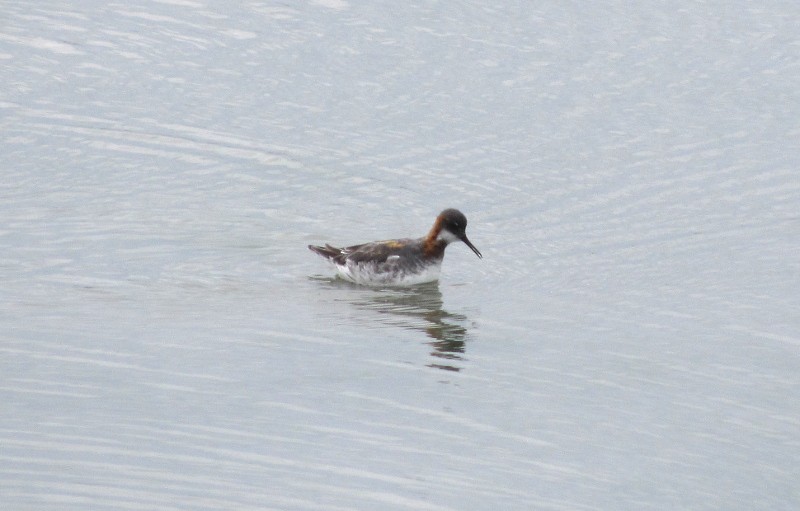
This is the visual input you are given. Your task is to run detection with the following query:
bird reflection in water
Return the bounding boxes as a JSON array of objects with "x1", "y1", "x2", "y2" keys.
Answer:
[
  {"x1": 365, "y1": 282, "x2": 468, "y2": 372},
  {"x1": 317, "y1": 279, "x2": 470, "y2": 372}
]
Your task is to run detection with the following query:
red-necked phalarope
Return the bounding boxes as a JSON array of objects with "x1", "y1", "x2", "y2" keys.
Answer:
[{"x1": 309, "y1": 208, "x2": 482, "y2": 286}]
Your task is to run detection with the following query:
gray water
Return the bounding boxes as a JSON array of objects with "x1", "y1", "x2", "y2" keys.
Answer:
[{"x1": 2, "y1": 1, "x2": 799, "y2": 509}]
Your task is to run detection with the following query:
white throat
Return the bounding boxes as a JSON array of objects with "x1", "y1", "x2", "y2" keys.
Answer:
[{"x1": 436, "y1": 228, "x2": 460, "y2": 244}]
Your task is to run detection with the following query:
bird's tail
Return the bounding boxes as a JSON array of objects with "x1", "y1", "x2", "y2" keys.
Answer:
[{"x1": 308, "y1": 244, "x2": 342, "y2": 261}]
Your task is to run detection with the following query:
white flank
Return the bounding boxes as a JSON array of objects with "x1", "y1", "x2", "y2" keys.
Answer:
[{"x1": 334, "y1": 260, "x2": 442, "y2": 287}]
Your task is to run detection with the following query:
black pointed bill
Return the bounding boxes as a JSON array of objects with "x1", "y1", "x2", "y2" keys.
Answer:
[{"x1": 459, "y1": 233, "x2": 482, "y2": 259}]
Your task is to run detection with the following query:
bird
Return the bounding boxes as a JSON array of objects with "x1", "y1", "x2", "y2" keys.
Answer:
[{"x1": 309, "y1": 208, "x2": 482, "y2": 286}]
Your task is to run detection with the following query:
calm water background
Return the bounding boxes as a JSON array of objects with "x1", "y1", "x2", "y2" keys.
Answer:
[{"x1": 2, "y1": 1, "x2": 799, "y2": 509}]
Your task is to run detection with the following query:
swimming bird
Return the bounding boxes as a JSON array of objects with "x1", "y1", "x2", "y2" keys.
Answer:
[{"x1": 309, "y1": 208, "x2": 482, "y2": 286}]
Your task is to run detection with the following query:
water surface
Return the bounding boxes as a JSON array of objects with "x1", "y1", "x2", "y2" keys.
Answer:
[{"x1": 2, "y1": 1, "x2": 799, "y2": 509}]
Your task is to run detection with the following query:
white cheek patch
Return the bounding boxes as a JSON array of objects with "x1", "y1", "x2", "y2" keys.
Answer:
[{"x1": 436, "y1": 229, "x2": 460, "y2": 244}]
